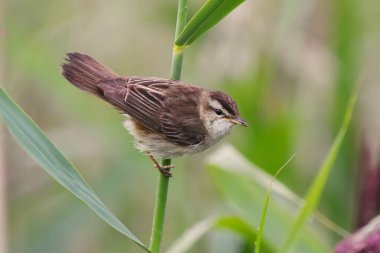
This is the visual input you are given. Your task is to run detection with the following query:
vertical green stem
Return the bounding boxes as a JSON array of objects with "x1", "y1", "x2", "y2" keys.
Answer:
[
  {"x1": 149, "y1": 0, "x2": 188, "y2": 252},
  {"x1": 149, "y1": 164, "x2": 170, "y2": 253}
]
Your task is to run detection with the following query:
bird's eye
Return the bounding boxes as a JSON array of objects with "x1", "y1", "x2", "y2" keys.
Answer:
[{"x1": 214, "y1": 108, "x2": 223, "y2": 116}]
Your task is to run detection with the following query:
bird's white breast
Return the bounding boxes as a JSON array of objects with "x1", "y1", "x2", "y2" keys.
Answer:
[{"x1": 201, "y1": 118, "x2": 234, "y2": 150}]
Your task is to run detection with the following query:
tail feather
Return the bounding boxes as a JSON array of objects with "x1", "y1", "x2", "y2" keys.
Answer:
[{"x1": 61, "y1": 52, "x2": 119, "y2": 98}]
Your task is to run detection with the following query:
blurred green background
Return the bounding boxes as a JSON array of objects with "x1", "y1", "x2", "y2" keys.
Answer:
[{"x1": 1, "y1": 0, "x2": 380, "y2": 252}]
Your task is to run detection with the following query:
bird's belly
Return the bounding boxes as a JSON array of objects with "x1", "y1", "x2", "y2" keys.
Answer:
[
  {"x1": 135, "y1": 132, "x2": 193, "y2": 158},
  {"x1": 123, "y1": 119, "x2": 201, "y2": 158},
  {"x1": 123, "y1": 119, "x2": 226, "y2": 159}
]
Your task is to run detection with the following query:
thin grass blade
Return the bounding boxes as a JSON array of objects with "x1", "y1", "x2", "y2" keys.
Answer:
[
  {"x1": 280, "y1": 90, "x2": 358, "y2": 252},
  {"x1": 254, "y1": 154, "x2": 296, "y2": 253},
  {"x1": 207, "y1": 145, "x2": 332, "y2": 252},
  {"x1": 217, "y1": 216, "x2": 275, "y2": 253},
  {"x1": 175, "y1": 0, "x2": 245, "y2": 46},
  {"x1": 0, "y1": 87, "x2": 148, "y2": 251}
]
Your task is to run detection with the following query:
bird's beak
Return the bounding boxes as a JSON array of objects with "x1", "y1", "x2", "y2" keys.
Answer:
[{"x1": 228, "y1": 117, "x2": 248, "y2": 127}]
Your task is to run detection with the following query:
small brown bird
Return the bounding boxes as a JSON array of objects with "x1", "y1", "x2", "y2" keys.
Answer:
[{"x1": 61, "y1": 52, "x2": 247, "y2": 176}]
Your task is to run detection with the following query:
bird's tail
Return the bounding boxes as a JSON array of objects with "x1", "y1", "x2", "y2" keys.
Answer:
[{"x1": 61, "y1": 52, "x2": 118, "y2": 98}]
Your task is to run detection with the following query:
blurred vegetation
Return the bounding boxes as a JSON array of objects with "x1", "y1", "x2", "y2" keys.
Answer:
[{"x1": 2, "y1": 0, "x2": 380, "y2": 252}]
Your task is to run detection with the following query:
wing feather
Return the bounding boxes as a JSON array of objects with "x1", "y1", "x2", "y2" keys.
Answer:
[
  {"x1": 159, "y1": 86, "x2": 207, "y2": 146},
  {"x1": 97, "y1": 76, "x2": 207, "y2": 146},
  {"x1": 98, "y1": 77, "x2": 169, "y2": 133}
]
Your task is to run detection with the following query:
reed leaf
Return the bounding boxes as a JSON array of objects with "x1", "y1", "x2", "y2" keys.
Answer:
[
  {"x1": 0, "y1": 87, "x2": 148, "y2": 252},
  {"x1": 175, "y1": 0, "x2": 245, "y2": 46}
]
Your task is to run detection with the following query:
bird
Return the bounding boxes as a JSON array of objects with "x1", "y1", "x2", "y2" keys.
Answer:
[{"x1": 61, "y1": 52, "x2": 247, "y2": 177}]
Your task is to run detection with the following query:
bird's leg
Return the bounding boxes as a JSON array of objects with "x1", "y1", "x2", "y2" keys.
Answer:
[{"x1": 146, "y1": 152, "x2": 174, "y2": 177}]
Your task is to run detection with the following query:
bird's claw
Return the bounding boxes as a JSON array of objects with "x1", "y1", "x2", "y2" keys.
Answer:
[{"x1": 153, "y1": 164, "x2": 175, "y2": 177}]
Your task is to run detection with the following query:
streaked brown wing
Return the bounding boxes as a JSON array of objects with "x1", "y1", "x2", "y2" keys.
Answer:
[
  {"x1": 97, "y1": 77, "x2": 170, "y2": 133},
  {"x1": 97, "y1": 77, "x2": 207, "y2": 146}
]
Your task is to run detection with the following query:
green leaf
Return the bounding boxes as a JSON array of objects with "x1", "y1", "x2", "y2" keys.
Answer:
[
  {"x1": 165, "y1": 217, "x2": 216, "y2": 253},
  {"x1": 0, "y1": 87, "x2": 148, "y2": 252},
  {"x1": 207, "y1": 145, "x2": 332, "y2": 252},
  {"x1": 217, "y1": 216, "x2": 275, "y2": 253},
  {"x1": 280, "y1": 91, "x2": 358, "y2": 252},
  {"x1": 166, "y1": 216, "x2": 274, "y2": 253},
  {"x1": 175, "y1": 0, "x2": 246, "y2": 46}
]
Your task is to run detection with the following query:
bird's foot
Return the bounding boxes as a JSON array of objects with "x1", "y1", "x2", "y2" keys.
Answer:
[
  {"x1": 153, "y1": 164, "x2": 175, "y2": 177},
  {"x1": 146, "y1": 152, "x2": 174, "y2": 177}
]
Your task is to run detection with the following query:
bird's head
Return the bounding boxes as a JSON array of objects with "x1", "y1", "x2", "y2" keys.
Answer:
[{"x1": 201, "y1": 91, "x2": 247, "y2": 140}]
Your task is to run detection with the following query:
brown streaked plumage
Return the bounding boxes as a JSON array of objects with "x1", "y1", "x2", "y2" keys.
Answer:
[{"x1": 61, "y1": 52, "x2": 247, "y2": 176}]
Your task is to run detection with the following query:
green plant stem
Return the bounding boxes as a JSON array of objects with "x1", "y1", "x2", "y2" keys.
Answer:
[
  {"x1": 149, "y1": 0, "x2": 188, "y2": 252},
  {"x1": 149, "y1": 160, "x2": 170, "y2": 253},
  {"x1": 170, "y1": 47, "x2": 185, "y2": 80}
]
